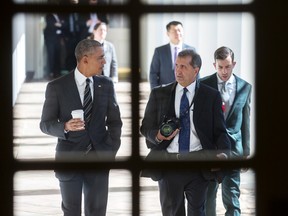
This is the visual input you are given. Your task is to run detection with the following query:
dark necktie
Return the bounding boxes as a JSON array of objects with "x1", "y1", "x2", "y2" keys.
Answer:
[
  {"x1": 179, "y1": 88, "x2": 190, "y2": 152},
  {"x1": 83, "y1": 78, "x2": 93, "y2": 124}
]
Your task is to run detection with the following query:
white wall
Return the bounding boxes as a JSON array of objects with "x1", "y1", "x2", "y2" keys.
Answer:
[
  {"x1": 140, "y1": 12, "x2": 255, "y2": 84},
  {"x1": 12, "y1": 14, "x2": 26, "y2": 105}
]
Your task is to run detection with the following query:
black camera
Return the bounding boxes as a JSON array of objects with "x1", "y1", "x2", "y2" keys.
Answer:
[{"x1": 159, "y1": 117, "x2": 180, "y2": 137}]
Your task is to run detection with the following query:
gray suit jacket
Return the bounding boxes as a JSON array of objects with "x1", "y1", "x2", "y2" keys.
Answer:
[
  {"x1": 40, "y1": 71, "x2": 122, "y2": 179},
  {"x1": 200, "y1": 73, "x2": 252, "y2": 157},
  {"x1": 149, "y1": 43, "x2": 195, "y2": 89},
  {"x1": 102, "y1": 40, "x2": 118, "y2": 82}
]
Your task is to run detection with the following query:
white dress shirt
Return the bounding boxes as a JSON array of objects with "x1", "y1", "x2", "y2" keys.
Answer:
[
  {"x1": 74, "y1": 69, "x2": 94, "y2": 105},
  {"x1": 217, "y1": 74, "x2": 236, "y2": 107},
  {"x1": 170, "y1": 42, "x2": 183, "y2": 68},
  {"x1": 166, "y1": 81, "x2": 203, "y2": 153}
]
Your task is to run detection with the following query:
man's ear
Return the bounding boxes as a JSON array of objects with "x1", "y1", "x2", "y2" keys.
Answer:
[{"x1": 82, "y1": 55, "x2": 89, "y2": 65}]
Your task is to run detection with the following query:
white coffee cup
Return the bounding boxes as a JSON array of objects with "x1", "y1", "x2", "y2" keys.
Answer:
[{"x1": 71, "y1": 109, "x2": 84, "y2": 120}]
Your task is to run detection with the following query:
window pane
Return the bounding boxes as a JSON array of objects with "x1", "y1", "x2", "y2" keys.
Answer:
[
  {"x1": 140, "y1": 12, "x2": 255, "y2": 159},
  {"x1": 140, "y1": 169, "x2": 256, "y2": 215},
  {"x1": 13, "y1": 13, "x2": 132, "y2": 161},
  {"x1": 14, "y1": 170, "x2": 132, "y2": 215}
]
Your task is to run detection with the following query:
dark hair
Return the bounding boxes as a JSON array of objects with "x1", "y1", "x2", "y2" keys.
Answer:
[
  {"x1": 166, "y1": 21, "x2": 183, "y2": 31},
  {"x1": 75, "y1": 39, "x2": 102, "y2": 62},
  {"x1": 93, "y1": 22, "x2": 107, "y2": 31},
  {"x1": 88, "y1": 22, "x2": 107, "y2": 39},
  {"x1": 214, "y1": 46, "x2": 235, "y2": 62},
  {"x1": 178, "y1": 49, "x2": 202, "y2": 70}
]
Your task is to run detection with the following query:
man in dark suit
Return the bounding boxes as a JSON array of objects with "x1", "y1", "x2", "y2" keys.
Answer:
[
  {"x1": 149, "y1": 21, "x2": 195, "y2": 89},
  {"x1": 201, "y1": 46, "x2": 252, "y2": 216},
  {"x1": 141, "y1": 49, "x2": 231, "y2": 216},
  {"x1": 80, "y1": 0, "x2": 109, "y2": 40},
  {"x1": 40, "y1": 39, "x2": 122, "y2": 216},
  {"x1": 43, "y1": 13, "x2": 66, "y2": 79}
]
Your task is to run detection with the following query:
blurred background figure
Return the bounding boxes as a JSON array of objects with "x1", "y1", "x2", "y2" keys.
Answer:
[
  {"x1": 81, "y1": 0, "x2": 109, "y2": 39},
  {"x1": 43, "y1": 13, "x2": 67, "y2": 79},
  {"x1": 90, "y1": 22, "x2": 118, "y2": 82},
  {"x1": 149, "y1": 21, "x2": 195, "y2": 89},
  {"x1": 63, "y1": 0, "x2": 86, "y2": 71}
]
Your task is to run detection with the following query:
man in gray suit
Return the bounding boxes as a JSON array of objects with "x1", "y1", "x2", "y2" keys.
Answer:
[
  {"x1": 149, "y1": 21, "x2": 195, "y2": 89},
  {"x1": 40, "y1": 39, "x2": 122, "y2": 216},
  {"x1": 201, "y1": 46, "x2": 252, "y2": 216}
]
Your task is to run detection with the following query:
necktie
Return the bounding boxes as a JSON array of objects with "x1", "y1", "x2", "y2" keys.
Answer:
[
  {"x1": 220, "y1": 81, "x2": 230, "y2": 119},
  {"x1": 179, "y1": 88, "x2": 190, "y2": 152},
  {"x1": 83, "y1": 78, "x2": 93, "y2": 124},
  {"x1": 173, "y1": 47, "x2": 178, "y2": 69}
]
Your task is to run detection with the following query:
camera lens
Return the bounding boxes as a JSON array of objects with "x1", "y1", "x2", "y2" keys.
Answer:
[
  {"x1": 160, "y1": 124, "x2": 174, "y2": 137},
  {"x1": 160, "y1": 120, "x2": 177, "y2": 137}
]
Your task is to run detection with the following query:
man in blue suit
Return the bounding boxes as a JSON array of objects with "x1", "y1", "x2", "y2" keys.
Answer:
[
  {"x1": 40, "y1": 39, "x2": 122, "y2": 216},
  {"x1": 141, "y1": 49, "x2": 231, "y2": 216},
  {"x1": 149, "y1": 21, "x2": 195, "y2": 89},
  {"x1": 201, "y1": 46, "x2": 252, "y2": 216}
]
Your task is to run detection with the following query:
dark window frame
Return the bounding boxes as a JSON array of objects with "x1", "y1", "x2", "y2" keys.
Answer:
[{"x1": 3, "y1": 0, "x2": 279, "y2": 215}]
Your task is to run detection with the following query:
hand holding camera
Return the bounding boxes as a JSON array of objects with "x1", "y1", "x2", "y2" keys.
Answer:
[{"x1": 156, "y1": 117, "x2": 181, "y2": 142}]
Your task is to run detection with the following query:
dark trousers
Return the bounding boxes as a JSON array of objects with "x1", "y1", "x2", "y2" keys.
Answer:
[
  {"x1": 158, "y1": 170, "x2": 209, "y2": 216},
  {"x1": 59, "y1": 170, "x2": 109, "y2": 216}
]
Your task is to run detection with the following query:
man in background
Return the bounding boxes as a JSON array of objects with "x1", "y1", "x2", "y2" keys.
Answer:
[
  {"x1": 149, "y1": 21, "x2": 195, "y2": 89},
  {"x1": 201, "y1": 46, "x2": 252, "y2": 216}
]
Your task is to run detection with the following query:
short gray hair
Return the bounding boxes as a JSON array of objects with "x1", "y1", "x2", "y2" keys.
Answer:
[{"x1": 75, "y1": 39, "x2": 102, "y2": 62}]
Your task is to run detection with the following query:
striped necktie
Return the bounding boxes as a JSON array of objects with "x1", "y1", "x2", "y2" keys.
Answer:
[{"x1": 83, "y1": 78, "x2": 93, "y2": 124}]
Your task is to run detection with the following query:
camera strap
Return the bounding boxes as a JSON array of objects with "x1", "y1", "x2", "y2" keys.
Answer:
[{"x1": 180, "y1": 83, "x2": 199, "y2": 117}]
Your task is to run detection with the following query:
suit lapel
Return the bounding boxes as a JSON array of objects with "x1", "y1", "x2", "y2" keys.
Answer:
[
  {"x1": 165, "y1": 44, "x2": 173, "y2": 69},
  {"x1": 91, "y1": 76, "x2": 103, "y2": 114},
  {"x1": 226, "y1": 75, "x2": 245, "y2": 120},
  {"x1": 66, "y1": 71, "x2": 83, "y2": 108}
]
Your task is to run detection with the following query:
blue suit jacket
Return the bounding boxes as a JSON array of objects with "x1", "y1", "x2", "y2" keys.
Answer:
[
  {"x1": 40, "y1": 71, "x2": 122, "y2": 179},
  {"x1": 200, "y1": 73, "x2": 252, "y2": 157},
  {"x1": 149, "y1": 43, "x2": 195, "y2": 89}
]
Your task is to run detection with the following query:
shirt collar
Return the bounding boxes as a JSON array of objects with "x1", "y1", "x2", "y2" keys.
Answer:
[
  {"x1": 74, "y1": 68, "x2": 93, "y2": 86},
  {"x1": 170, "y1": 42, "x2": 182, "y2": 50},
  {"x1": 216, "y1": 73, "x2": 235, "y2": 85},
  {"x1": 176, "y1": 81, "x2": 196, "y2": 94}
]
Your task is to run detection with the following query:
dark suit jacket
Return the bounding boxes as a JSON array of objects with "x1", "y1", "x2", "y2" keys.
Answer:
[
  {"x1": 40, "y1": 71, "x2": 122, "y2": 179},
  {"x1": 149, "y1": 43, "x2": 195, "y2": 89},
  {"x1": 200, "y1": 73, "x2": 252, "y2": 157},
  {"x1": 43, "y1": 13, "x2": 66, "y2": 42},
  {"x1": 141, "y1": 81, "x2": 231, "y2": 155}
]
